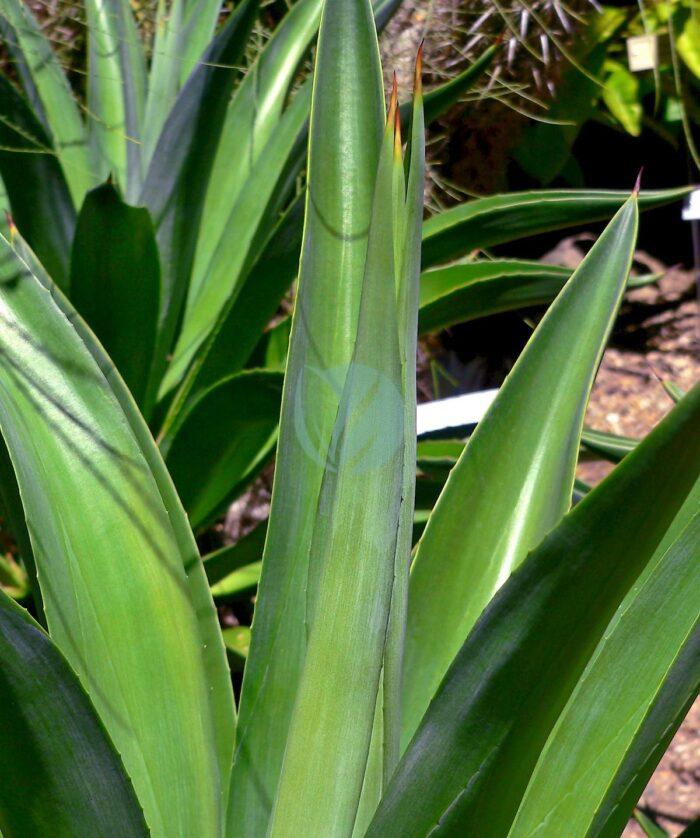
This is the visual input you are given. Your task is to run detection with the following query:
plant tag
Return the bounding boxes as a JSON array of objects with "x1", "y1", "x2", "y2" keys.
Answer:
[
  {"x1": 417, "y1": 389, "x2": 498, "y2": 437},
  {"x1": 682, "y1": 189, "x2": 700, "y2": 220},
  {"x1": 626, "y1": 34, "x2": 658, "y2": 72}
]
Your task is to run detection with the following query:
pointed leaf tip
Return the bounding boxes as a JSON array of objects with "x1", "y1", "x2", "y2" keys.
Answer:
[
  {"x1": 415, "y1": 43, "x2": 424, "y2": 95},
  {"x1": 633, "y1": 167, "x2": 644, "y2": 196},
  {"x1": 388, "y1": 72, "x2": 398, "y2": 124}
]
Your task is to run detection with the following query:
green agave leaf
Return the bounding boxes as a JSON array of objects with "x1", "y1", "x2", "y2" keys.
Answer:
[
  {"x1": 70, "y1": 183, "x2": 160, "y2": 408},
  {"x1": 421, "y1": 187, "x2": 690, "y2": 269},
  {"x1": 367, "y1": 383, "x2": 700, "y2": 837},
  {"x1": 580, "y1": 426, "x2": 637, "y2": 462},
  {"x1": 268, "y1": 88, "x2": 405, "y2": 838},
  {"x1": 0, "y1": 0, "x2": 94, "y2": 204},
  {"x1": 402, "y1": 194, "x2": 639, "y2": 747},
  {"x1": 143, "y1": 0, "x2": 227, "y2": 165},
  {"x1": 0, "y1": 75, "x2": 75, "y2": 290},
  {"x1": 511, "y1": 509, "x2": 700, "y2": 836},
  {"x1": 418, "y1": 429, "x2": 636, "y2": 469},
  {"x1": 634, "y1": 809, "x2": 669, "y2": 838},
  {"x1": 664, "y1": 380, "x2": 686, "y2": 403},
  {"x1": 0, "y1": 231, "x2": 234, "y2": 836},
  {"x1": 228, "y1": 0, "x2": 386, "y2": 829},
  {"x1": 203, "y1": 520, "x2": 267, "y2": 588},
  {"x1": 85, "y1": 0, "x2": 147, "y2": 197},
  {"x1": 211, "y1": 561, "x2": 261, "y2": 599},
  {"x1": 190, "y1": 0, "x2": 323, "y2": 305},
  {"x1": 418, "y1": 259, "x2": 654, "y2": 334},
  {"x1": 381, "y1": 58, "x2": 425, "y2": 789},
  {"x1": 0, "y1": 590, "x2": 148, "y2": 836},
  {"x1": 162, "y1": 369, "x2": 282, "y2": 530},
  {"x1": 184, "y1": 194, "x2": 305, "y2": 395},
  {"x1": 419, "y1": 260, "x2": 571, "y2": 333},
  {"x1": 160, "y1": 81, "x2": 311, "y2": 402},
  {"x1": 175, "y1": 0, "x2": 403, "y2": 361},
  {"x1": 139, "y1": 0, "x2": 258, "y2": 416}
]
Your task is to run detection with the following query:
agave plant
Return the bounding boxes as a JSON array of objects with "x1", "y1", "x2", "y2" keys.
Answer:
[
  {"x1": 0, "y1": 0, "x2": 698, "y2": 835},
  {"x1": 0, "y1": 0, "x2": 690, "y2": 540}
]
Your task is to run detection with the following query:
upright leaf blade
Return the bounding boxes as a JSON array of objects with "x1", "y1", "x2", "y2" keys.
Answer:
[
  {"x1": 0, "y1": 0, "x2": 94, "y2": 204},
  {"x1": 190, "y1": 0, "x2": 323, "y2": 303},
  {"x1": 139, "y1": 0, "x2": 258, "y2": 415},
  {"x1": 367, "y1": 384, "x2": 700, "y2": 837},
  {"x1": 268, "y1": 87, "x2": 403, "y2": 838},
  {"x1": 85, "y1": 0, "x2": 146, "y2": 196},
  {"x1": 160, "y1": 80, "x2": 311, "y2": 401},
  {"x1": 143, "y1": 0, "x2": 227, "y2": 163},
  {"x1": 402, "y1": 194, "x2": 639, "y2": 746},
  {"x1": 0, "y1": 590, "x2": 148, "y2": 836},
  {"x1": 229, "y1": 0, "x2": 385, "y2": 829},
  {"x1": 0, "y1": 232, "x2": 234, "y2": 836},
  {"x1": 0, "y1": 75, "x2": 75, "y2": 290}
]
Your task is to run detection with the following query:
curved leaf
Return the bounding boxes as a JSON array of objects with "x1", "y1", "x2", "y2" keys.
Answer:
[
  {"x1": 510, "y1": 509, "x2": 700, "y2": 837},
  {"x1": 0, "y1": 231, "x2": 234, "y2": 836},
  {"x1": 0, "y1": 590, "x2": 148, "y2": 836},
  {"x1": 204, "y1": 520, "x2": 266, "y2": 588},
  {"x1": 421, "y1": 187, "x2": 690, "y2": 269},
  {"x1": 368, "y1": 383, "x2": 700, "y2": 837},
  {"x1": 418, "y1": 259, "x2": 655, "y2": 334},
  {"x1": 402, "y1": 194, "x2": 639, "y2": 746}
]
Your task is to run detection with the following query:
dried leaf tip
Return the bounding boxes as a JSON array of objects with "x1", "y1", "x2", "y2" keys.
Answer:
[
  {"x1": 387, "y1": 72, "x2": 398, "y2": 126},
  {"x1": 4, "y1": 210, "x2": 16, "y2": 238},
  {"x1": 393, "y1": 103, "x2": 402, "y2": 160},
  {"x1": 633, "y1": 167, "x2": 643, "y2": 197},
  {"x1": 414, "y1": 42, "x2": 424, "y2": 96}
]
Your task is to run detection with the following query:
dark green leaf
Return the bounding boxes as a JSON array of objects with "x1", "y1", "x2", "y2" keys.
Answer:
[
  {"x1": 0, "y1": 591, "x2": 148, "y2": 836},
  {"x1": 70, "y1": 183, "x2": 159, "y2": 407}
]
